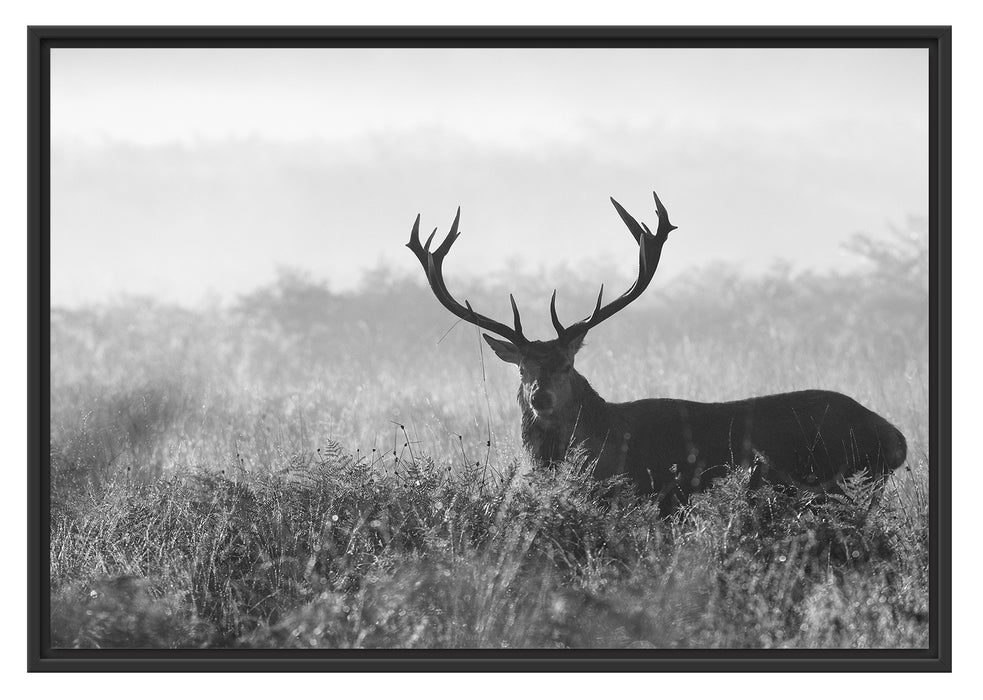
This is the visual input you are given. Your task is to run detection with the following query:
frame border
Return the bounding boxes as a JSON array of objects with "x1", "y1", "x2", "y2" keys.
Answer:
[{"x1": 27, "y1": 25, "x2": 952, "y2": 673}]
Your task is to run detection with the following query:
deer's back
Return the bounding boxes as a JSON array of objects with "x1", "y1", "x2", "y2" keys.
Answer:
[{"x1": 599, "y1": 389, "x2": 906, "y2": 497}]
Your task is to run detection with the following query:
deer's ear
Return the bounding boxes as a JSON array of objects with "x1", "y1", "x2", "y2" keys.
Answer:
[
  {"x1": 482, "y1": 334, "x2": 522, "y2": 365},
  {"x1": 565, "y1": 330, "x2": 588, "y2": 357}
]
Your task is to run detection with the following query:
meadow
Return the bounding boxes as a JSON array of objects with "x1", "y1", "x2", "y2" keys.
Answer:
[{"x1": 48, "y1": 223, "x2": 930, "y2": 649}]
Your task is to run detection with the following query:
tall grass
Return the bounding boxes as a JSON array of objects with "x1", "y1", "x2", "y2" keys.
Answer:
[{"x1": 49, "y1": 223, "x2": 929, "y2": 648}]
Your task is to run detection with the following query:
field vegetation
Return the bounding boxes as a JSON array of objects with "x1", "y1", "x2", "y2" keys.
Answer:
[{"x1": 49, "y1": 222, "x2": 929, "y2": 648}]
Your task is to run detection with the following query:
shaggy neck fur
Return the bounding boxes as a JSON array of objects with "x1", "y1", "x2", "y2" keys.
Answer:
[{"x1": 519, "y1": 370, "x2": 609, "y2": 467}]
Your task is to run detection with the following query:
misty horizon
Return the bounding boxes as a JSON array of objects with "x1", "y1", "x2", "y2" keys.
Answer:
[{"x1": 50, "y1": 47, "x2": 928, "y2": 307}]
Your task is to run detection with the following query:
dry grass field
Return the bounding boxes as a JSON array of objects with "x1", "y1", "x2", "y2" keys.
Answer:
[{"x1": 48, "y1": 224, "x2": 929, "y2": 649}]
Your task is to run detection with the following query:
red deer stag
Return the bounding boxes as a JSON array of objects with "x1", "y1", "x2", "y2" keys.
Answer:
[{"x1": 407, "y1": 192, "x2": 907, "y2": 510}]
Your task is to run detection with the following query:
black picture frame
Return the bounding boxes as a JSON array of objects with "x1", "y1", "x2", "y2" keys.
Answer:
[{"x1": 27, "y1": 25, "x2": 952, "y2": 672}]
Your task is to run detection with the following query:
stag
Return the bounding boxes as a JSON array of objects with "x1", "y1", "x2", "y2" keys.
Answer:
[{"x1": 407, "y1": 192, "x2": 907, "y2": 510}]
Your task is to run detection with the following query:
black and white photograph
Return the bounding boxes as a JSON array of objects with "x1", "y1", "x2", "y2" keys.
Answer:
[{"x1": 30, "y1": 27, "x2": 950, "y2": 670}]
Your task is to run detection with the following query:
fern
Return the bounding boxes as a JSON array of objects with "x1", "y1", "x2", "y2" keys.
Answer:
[{"x1": 830, "y1": 469, "x2": 881, "y2": 512}]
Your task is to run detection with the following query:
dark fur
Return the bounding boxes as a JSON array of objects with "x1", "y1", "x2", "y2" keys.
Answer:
[
  {"x1": 521, "y1": 368, "x2": 907, "y2": 510},
  {"x1": 520, "y1": 372, "x2": 610, "y2": 467}
]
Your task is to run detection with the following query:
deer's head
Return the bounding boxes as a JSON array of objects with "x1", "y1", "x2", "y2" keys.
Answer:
[
  {"x1": 481, "y1": 335, "x2": 587, "y2": 423},
  {"x1": 407, "y1": 192, "x2": 676, "y2": 424}
]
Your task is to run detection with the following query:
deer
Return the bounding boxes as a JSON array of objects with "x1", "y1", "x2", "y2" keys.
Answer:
[{"x1": 406, "y1": 191, "x2": 908, "y2": 512}]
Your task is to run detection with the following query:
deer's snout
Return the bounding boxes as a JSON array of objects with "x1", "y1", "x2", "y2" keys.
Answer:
[{"x1": 530, "y1": 388, "x2": 555, "y2": 412}]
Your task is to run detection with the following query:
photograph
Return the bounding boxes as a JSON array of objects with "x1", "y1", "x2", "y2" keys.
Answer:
[{"x1": 31, "y1": 27, "x2": 949, "y2": 670}]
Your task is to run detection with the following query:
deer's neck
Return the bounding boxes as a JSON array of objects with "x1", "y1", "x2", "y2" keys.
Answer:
[{"x1": 519, "y1": 371, "x2": 609, "y2": 467}]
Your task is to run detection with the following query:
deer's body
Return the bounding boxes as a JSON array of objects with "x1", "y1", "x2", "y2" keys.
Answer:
[
  {"x1": 408, "y1": 191, "x2": 907, "y2": 510},
  {"x1": 519, "y1": 367, "x2": 906, "y2": 506}
]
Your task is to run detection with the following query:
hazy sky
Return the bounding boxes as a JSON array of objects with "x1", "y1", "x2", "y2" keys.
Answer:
[{"x1": 50, "y1": 48, "x2": 928, "y2": 306}]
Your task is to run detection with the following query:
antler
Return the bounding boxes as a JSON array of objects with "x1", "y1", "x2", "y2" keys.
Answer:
[
  {"x1": 407, "y1": 207, "x2": 528, "y2": 345},
  {"x1": 550, "y1": 191, "x2": 677, "y2": 343}
]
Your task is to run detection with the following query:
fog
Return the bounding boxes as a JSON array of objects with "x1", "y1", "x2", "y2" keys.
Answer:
[{"x1": 50, "y1": 48, "x2": 928, "y2": 307}]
